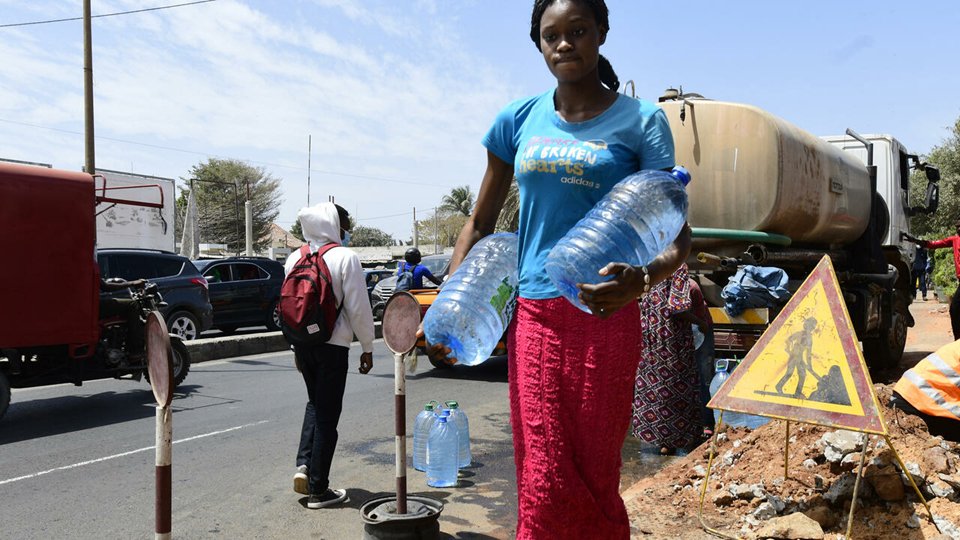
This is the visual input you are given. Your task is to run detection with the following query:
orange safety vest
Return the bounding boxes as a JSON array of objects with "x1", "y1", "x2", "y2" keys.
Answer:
[{"x1": 894, "y1": 340, "x2": 960, "y2": 421}]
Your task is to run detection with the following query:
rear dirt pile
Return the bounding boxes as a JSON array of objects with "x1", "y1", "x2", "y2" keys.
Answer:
[{"x1": 624, "y1": 384, "x2": 960, "y2": 539}]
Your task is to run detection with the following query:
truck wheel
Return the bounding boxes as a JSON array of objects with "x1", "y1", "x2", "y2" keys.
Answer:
[
  {"x1": 167, "y1": 311, "x2": 199, "y2": 341},
  {"x1": 863, "y1": 306, "x2": 908, "y2": 371},
  {"x1": 170, "y1": 337, "x2": 191, "y2": 387},
  {"x1": 0, "y1": 370, "x2": 10, "y2": 420}
]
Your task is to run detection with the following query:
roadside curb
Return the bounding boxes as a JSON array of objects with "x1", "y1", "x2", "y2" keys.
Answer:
[{"x1": 184, "y1": 323, "x2": 383, "y2": 363}]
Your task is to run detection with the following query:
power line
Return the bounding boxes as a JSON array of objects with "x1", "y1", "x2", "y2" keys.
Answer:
[
  {"x1": 0, "y1": 117, "x2": 455, "y2": 188},
  {"x1": 0, "y1": 0, "x2": 217, "y2": 29}
]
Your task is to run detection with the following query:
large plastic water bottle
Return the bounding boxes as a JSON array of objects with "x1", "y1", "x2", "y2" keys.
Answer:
[
  {"x1": 423, "y1": 233, "x2": 519, "y2": 366},
  {"x1": 413, "y1": 401, "x2": 439, "y2": 472},
  {"x1": 545, "y1": 167, "x2": 691, "y2": 312},
  {"x1": 444, "y1": 400, "x2": 471, "y2": 468},
  {"x1": 709, "y1": 359, "x2": 769, "y2": 429},
  {"x1": 426, "y1": 411, "x2": 459, "y2": 488}
]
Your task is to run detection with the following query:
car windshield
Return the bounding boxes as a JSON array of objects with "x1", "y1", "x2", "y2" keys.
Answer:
[{"x1": 421, "y1": 256, "x2": 450, "y2": 275}]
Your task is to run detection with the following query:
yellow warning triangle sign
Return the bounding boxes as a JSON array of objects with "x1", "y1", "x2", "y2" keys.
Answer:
[{"x1": 707, "y1": 256, "x2": 887, "y2": 434}]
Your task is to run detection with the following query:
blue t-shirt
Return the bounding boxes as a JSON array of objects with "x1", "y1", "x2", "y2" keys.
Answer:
[
  {"x1": 397, "y1": 262, "x2": 435, "y2": 289},
  {"x1": 482, "y1": 90, "x2": 675, "y2": 299}
]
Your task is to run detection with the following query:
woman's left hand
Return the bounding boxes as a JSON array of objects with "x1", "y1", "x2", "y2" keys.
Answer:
[{"x1": 577, "y1": 262, "x2": 645, "y2": 319}]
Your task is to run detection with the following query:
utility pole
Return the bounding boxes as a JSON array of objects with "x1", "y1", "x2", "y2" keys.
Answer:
[
  {"x1": 434, "y1": 209, "x2": 439, "y2": 254},
  {"x1": 307, "y1": 135, "x2": 312, "y2": 206},
  {"x1": 244, "y1": 182, "x2": 253, "y2": 256},
  {"x1": 413, "y1": 207, "x2": 418, "y2": 248},
  {"x1": 82, "y1": 0, "x2": 95, "y2": 175}
]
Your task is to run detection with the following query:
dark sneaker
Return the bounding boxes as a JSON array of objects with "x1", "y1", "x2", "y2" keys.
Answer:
[
  {"x1": 294, "y1": 465, "x2": 308, "y2": 495},
  {"x1": 307, "y1": 488, "x2": 348, "y2": 509}
]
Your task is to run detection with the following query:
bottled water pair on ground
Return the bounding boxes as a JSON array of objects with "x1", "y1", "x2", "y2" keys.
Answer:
[
  {"x1": 423, "y1": 167, "x2": 691, "y2": 366},
  {"x1": 413, "y1": 400, "x2": 471, "y2": 488},
  {"x1": 708, "y1": 359, "x2": 769, "y2": 429}
]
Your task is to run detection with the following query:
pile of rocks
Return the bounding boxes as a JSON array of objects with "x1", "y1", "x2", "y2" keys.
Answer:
[{"x1": 624, "y1": 385, "x2": 960, "y2": 539}]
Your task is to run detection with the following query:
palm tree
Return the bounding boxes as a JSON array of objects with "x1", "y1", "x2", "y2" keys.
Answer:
[{"x1": 440, "y1": 185, "x2": 475, "y2": 216}]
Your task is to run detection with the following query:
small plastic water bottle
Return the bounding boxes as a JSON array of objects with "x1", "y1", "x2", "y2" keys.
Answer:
[
  {"x1": 426, "y1": 411, "x2": 459, "y2": 488},
  {"x1": 413, "y1": 401, "x2": 439, "y2": 472},
  {"x1": 545, "y1": 167, "x2": 691, "y2": 312},
  {"x1": 445, "y1": 400, "x2": 471, "y2": 468},
  {"x1": 423, "y1": 233, "x2": 519, "y2": 366},
  {"x1": 709, "y1": 359, "x2": 769, "y2": 429}
]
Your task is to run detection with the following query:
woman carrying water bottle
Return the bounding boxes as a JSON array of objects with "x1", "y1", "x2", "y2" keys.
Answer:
[{"x1": 425, "y1": 1, "x2": 690, "y2": 537}]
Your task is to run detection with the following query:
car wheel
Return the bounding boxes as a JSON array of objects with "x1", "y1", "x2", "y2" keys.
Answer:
[
  {"x1": 170, "y1": 337, "x2": 191, "y2": 387},
  {"x1": 372, "y1": 302, "x2": 385, "y2": 322},
  {"x1": 266, "y1": 300, "x2": 282, "y2": 331},
  {"x1": 0, "y1": 370, "x2": 10, "y2": 420},
  {"x1": 166, "y1": 311, "x2": 200, "y2": 341}
]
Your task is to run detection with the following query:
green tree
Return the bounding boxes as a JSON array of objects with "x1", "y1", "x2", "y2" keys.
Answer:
[
  {"x1": 182, "y1": 158, "x2": 282, "y2": 253},
  {"x1": 350, "y1": 225, "x2": 394, "y2": 247},
  {"x1": 908, "y1": 116, "x2": 960, "y2": 296},
  {"x1": 289, "y1": 218, "x2": 305, "y2": 241},
  {"x1": 440, "y1": 185, "x2": 475, "y2": 216}
]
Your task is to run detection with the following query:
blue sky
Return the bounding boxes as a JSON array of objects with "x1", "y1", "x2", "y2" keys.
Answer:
[{"x1": 1, "y1": 0, "x2": 958, "y2": 239}]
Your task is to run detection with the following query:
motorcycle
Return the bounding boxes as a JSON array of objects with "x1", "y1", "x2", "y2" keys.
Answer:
[{"x1": 0, "y1": 280, "x2": 191, "y2": 420}]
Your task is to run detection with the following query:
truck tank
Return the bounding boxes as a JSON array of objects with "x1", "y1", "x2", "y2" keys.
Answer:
[{"x1": 658, "y1": 99, "x2": 872, "y2": 249}]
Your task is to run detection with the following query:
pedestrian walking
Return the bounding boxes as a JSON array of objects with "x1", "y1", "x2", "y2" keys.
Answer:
[
  {"x1": 285, "y1": 202, "x2": 375, "y2": 509},
  {"x1": 913, "y1": 246, "x2": 929, "y2": 301},
  {"x1": 632, "y1": 264, "x2": 703, "y2": 455},
  {"x1": 426, "y1": 1, "x2": 689, "y2": 537}
]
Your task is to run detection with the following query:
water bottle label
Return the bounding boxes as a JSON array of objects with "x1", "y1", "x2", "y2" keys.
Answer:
[{"x1": 489, "y1": 276, "x2": 518, "y2": 328}]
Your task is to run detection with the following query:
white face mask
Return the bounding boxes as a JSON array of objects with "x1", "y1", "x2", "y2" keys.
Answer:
[{"x1": 341, "y1": 230, "x2": 351, "y2": 246}]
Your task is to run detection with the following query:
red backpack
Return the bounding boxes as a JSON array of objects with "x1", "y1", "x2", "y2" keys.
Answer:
[{"x1": 280, "y1": 243, "x2": 342, "y2": 346}]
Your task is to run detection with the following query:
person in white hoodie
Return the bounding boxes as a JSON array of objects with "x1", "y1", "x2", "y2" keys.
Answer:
[{"x1": 286, "y1": 202, "x2": 375, "y2": 509}]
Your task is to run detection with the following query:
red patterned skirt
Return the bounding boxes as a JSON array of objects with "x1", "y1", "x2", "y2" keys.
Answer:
[{"x1": 507, "y1": 297, "x2": 642, "y2": 540}]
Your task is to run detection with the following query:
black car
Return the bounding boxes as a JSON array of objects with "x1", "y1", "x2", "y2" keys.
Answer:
[
  {"x1": 97, "y1": 249, "x2": 213, "y2": 340},
  {"x1": 193, "y1": 257, "x2": 285, "y2": 334}
]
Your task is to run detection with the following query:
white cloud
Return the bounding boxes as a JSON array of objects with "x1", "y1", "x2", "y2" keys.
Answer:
[{"x1": 0, "y1": 0, "x2": 517, "y2": 237}]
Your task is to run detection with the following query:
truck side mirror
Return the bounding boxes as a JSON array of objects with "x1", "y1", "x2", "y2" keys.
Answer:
[{"x1": 925, "y1": 166, "x2": 941, "y2": 182}]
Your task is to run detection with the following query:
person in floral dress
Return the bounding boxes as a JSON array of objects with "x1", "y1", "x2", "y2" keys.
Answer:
[{"x1": 632, "y1": 263, "x2": 702, "y2": 454}]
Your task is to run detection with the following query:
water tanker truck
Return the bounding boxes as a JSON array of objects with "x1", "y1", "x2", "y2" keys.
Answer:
[{"x1": 657, "y1": 90, "x2": 941, "y2": 370}]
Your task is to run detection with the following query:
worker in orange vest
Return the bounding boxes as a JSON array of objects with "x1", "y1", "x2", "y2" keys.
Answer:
[{"x1": 892, "y1": 340, "x2": 960, "y2": 441}]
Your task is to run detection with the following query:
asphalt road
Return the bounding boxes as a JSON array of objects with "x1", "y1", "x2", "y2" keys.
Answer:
[{"x1": 0, "y1": 342, "x2": 517, "y2": 539}]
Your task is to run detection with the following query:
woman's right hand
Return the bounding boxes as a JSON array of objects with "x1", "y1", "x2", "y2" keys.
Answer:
[{"x1": 418, "y1": 325, "x2": 457, "y2": 366}]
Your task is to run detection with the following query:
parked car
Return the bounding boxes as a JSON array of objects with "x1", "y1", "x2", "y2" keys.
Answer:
[
  {"x1": 193, "y1": 257, "x2": 285, "y2": 334},
  {"x1": 97, "y1": 249, "x2": 213, "y2": 340},
  {"x1": 371, "y1": 253, "x2": 451, "y2": 320},
  {"x1": 365, "y1": 269, "x2": 393, "y2": 303}
]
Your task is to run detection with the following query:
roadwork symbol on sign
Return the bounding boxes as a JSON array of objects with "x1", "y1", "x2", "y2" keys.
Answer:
[{"x1": 707, "y1": 256, "x2": 886, "y2": 434}]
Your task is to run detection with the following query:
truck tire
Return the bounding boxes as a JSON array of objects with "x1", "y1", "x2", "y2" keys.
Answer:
[
  {"x1": 170, "y1": 337, "x2": 191, "y2": 387},
  {"x1": 0, "y1": 370, "x2": 10, "y2": 421},
  {"x1": 863, "y1": 304, "x2": 908, "y2": 371}
]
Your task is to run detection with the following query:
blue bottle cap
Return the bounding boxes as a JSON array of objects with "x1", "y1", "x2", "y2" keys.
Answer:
[{"x1": 671, "y1": 165, "x2": 692, "y2": 186}]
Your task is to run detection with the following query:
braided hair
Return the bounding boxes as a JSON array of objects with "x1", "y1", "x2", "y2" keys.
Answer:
[{"x1": 529, "y1": 0, "x2": 619, "y2": 92}]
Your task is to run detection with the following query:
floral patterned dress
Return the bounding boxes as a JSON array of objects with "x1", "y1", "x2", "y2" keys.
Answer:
[{"x1": 632, "y1": 264, "x2": 702, "y2": 449}]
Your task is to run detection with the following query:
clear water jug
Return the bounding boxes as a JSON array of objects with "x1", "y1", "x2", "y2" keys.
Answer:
[
  {"x1": 708, "y1": 359, "x2": 769, "y2": 429},
  {"x1": 423, "y1": 233, "x2": 519, "y2": 366},
  {"x1": 545, "y1": 167, "x2": 691, "y2": 312},
  {"x1": 413, "y1": 401, "x2": 439, "y2": 472},
  {"x1": 445, "y1": 400, "x2": 471, "y2": 468},
  {"x1": 426, "y1": 411, "x2": 459, "y2": 488}
]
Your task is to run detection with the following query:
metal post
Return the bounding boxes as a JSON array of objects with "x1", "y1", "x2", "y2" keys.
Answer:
[
  {"x1": 784, "y1": 421, "x2": 790, "y2": 481},
  {"x1": 394, "y1": 352, "x2": 407, "y2": 514},
  {"x1": 307, "y1": 135, "x2": 312, "y2": 207},
  {"x1": 245, "y1": 200, "x2": 253, "y2": 256},
  {"x1": 844, "y1": 433, "x2": 870, "y2": 539},
  {"x1": 434, "y1": 210, "x2": 439, "y2": 254},
  {"x1": 413, "y1": 207, "x2": 418, "y2": 249},
  {"x1": 82, "y1": 0, "x2": 95, "y2": 175},
  {"x1": 155, "y1": 406, "x2": 172, "y2": 540}
]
